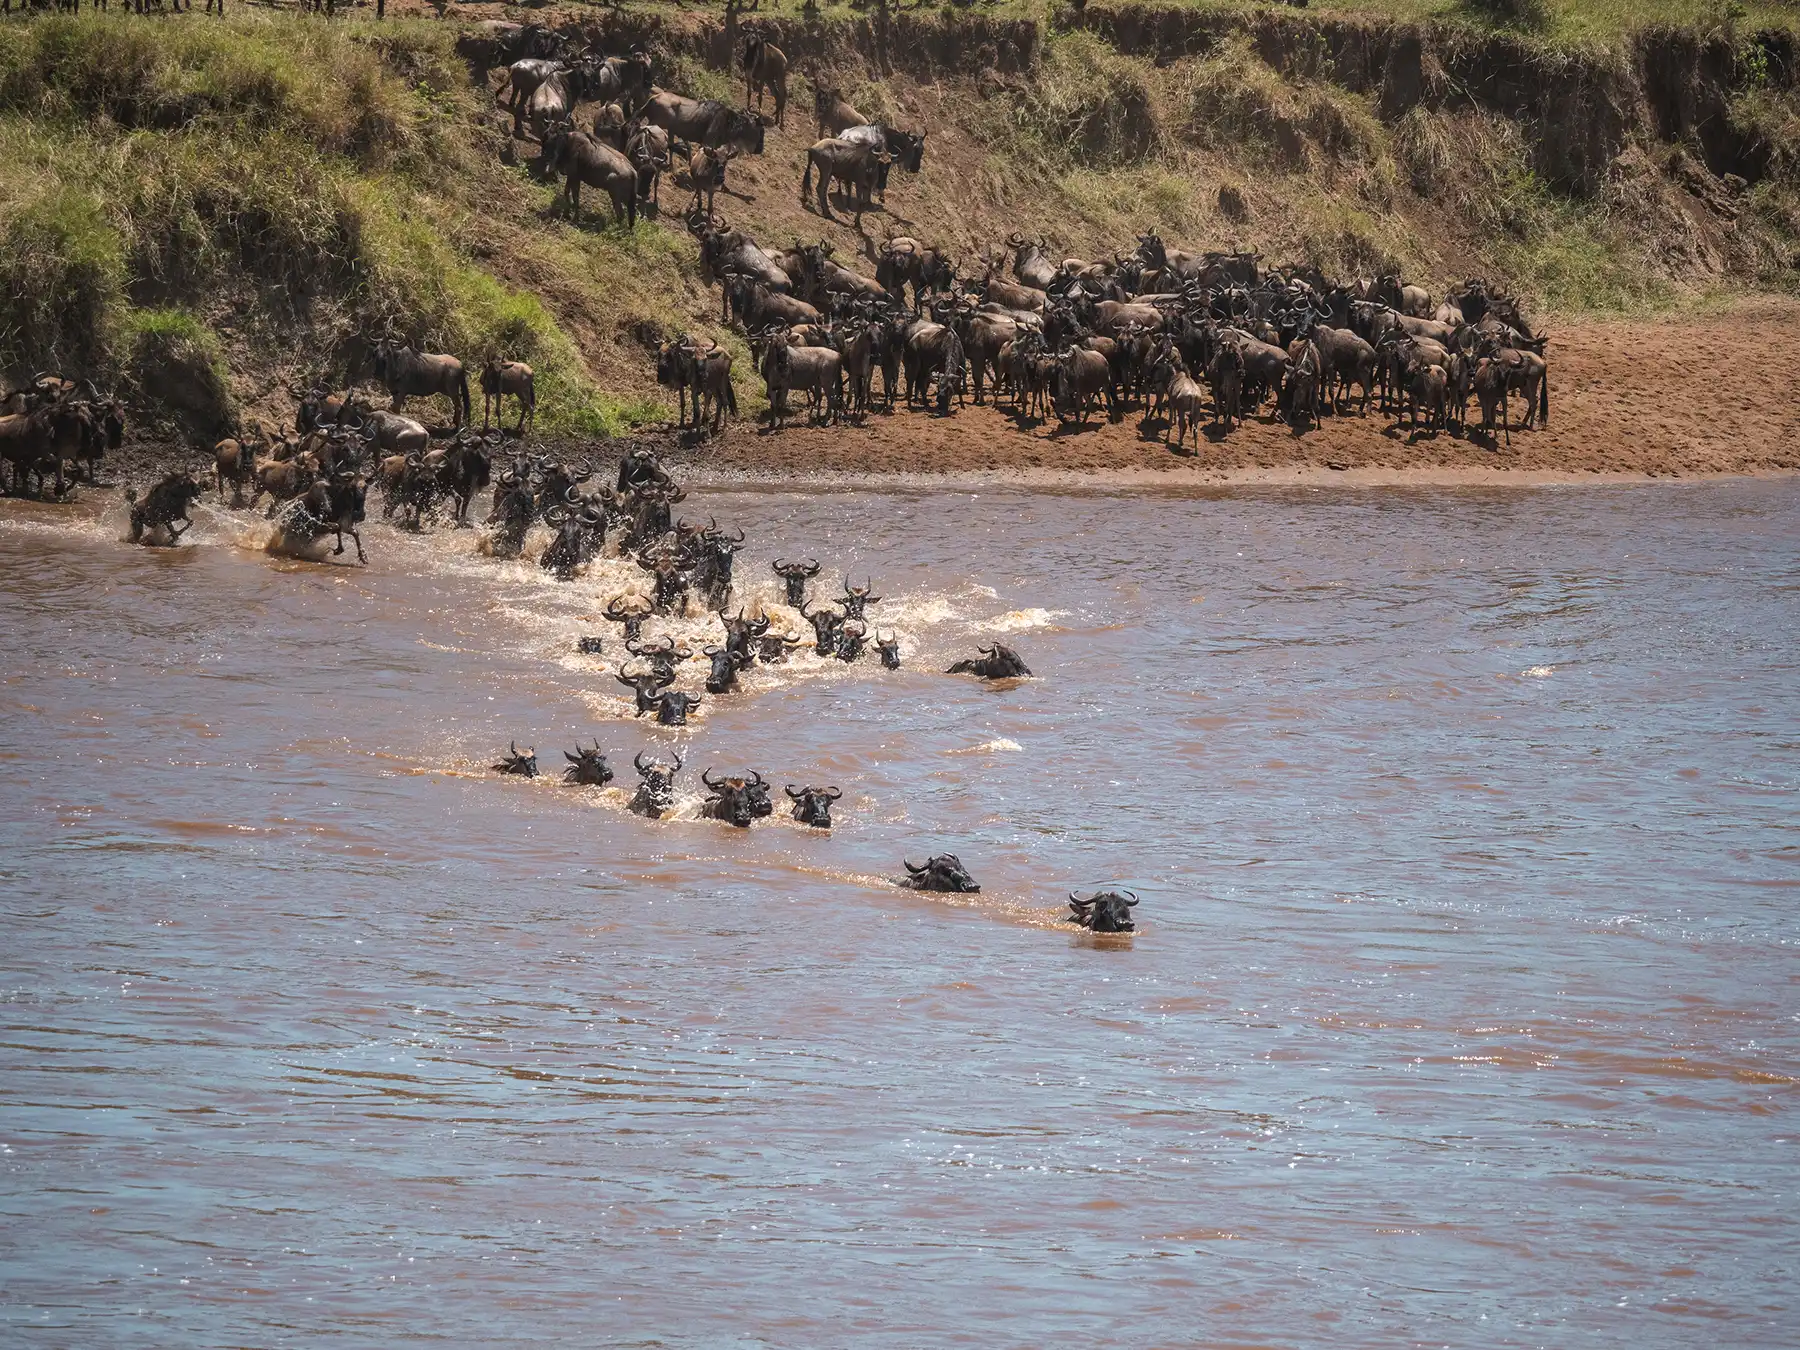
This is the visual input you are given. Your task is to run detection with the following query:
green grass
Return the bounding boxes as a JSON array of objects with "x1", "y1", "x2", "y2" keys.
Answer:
[{"x1": 0, "y1": 13, "x2": 700, "y2": 435}]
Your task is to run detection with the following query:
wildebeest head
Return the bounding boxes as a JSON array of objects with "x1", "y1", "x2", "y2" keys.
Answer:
[
  {"x1": 773, "y1": 557, "x2": 820, "y2": 607},
  {"x1": 563, "y1": 740, "x2": 613, "y2": 786},
  {"x1": 1068, "y1": 890, "x2": 1139, "y2": 933},
  {"x1": 630, "y1": 749, "x2": 681, "y2": 818},
  {"x1": 493, "y1": 741, "x2": 538, "y2": 778},
  {"x1": 835, "y1": 619, "x2": 867, "y2": 663},
  {"x1": 718, "y1": 607, "x2": 770, "y2": 662},
  {"x1": 885, "y1": 125, "x2": 926, "y2": 173},
  {"x1": 626, "y1": 635, "x2": 689, "y2": 683},
  {"x1": 757, "y1": 630, "x2": 805, "y2": 664},
  {"x1": 801, "y1": 598, "x2": 844, "y2": 655},
  {"x1": 603, "y1": 594, "x2": 654, "y2": 641},
  {"x1": 899, "y1": 854, "x2": 980, "y2": 893},
  {"x1": 743, "y1": 770, "x2": 774, "y2": 819},
  {"x1": 701, "y1": 768, "x2": 755, "y2": 828},
  {"x1": 875, "y1": 630, "x2": 901, "y2": 669},
  {"x1": 617, "y1": 665, "x2": 673, "y2": 714},
  {"x1": 839, "y1": 578, "x2": 881, "y2": 620},
  {"x1": 652, "y1": 689, "x2": 701, "y2": 726},
  {"x1": 618, "y1": 446, "x2": 668, "y2": 493},
  {"x1": 786, "y1": 783, "x2": 841, "y2": 828},
  {"x1": 576, "y1": 635, "x2": 605, "y2": 655},
  {"x1": 702, "y1": 643, "x2": 745, "y2": 694}
]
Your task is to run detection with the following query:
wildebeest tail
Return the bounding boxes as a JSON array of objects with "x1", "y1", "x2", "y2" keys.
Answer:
[
  {"x1": 1539, "y1": 371, "x2": 1548, "y2": 426},
  {"x1": 800, "y1": 151, "x2": 813, "y2": 199},
  {"x1": 457, "y1": 370, "x2": 472, "y2": 422},
  {"x1": 725, "y1": 379, "x2": 738, "y2": 416}
]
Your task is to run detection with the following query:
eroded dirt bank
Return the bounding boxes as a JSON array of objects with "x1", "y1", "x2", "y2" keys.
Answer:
[{"x1": 683, "y1": 300, "x2": 1800, "y2": 484}]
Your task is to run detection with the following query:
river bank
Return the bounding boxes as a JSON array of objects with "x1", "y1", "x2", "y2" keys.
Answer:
[{"x1": 686, "y1": 298, "x2": 1800, "y2": 482}]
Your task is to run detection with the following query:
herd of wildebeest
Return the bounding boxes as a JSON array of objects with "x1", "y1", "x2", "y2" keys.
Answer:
[
  {"x1": 472, "y1": 21, "x2": 1549, "y2": 450},
  {"x1": 0, "y1": 373, "x2": 1129, "y2": 928},
  {"x1": 0, "y1": 19, "x2": 1570, "y2": 935}
]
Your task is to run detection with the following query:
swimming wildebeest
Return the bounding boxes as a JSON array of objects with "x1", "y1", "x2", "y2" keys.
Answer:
[
  {"x1": 898, "y1": 854, "x2": 981, "y2": 893},
  {"x1": 1068, "y1": 890, "x2": 1139, "y2": 933},
  {"x1": 649, "y1": 689, "x2": 701, "y2": 726},
  {"x1": 629, "y1": 750, "x2": 681, "y2": 819},
  {"x1": 801, "y1": 598, "x2": 845, "y2": 655},
  {"x1": 786, "y1": 784, "x2": 841, "y2": 829},
  {"x1": 562, "y1": 741, "x2": 613, "y2": 786},
  {"x1": 946, "y1": 643, "x2": 1030, "y2": 679},
  {"x1": 875, "y1": 630, "x2": 901, "y2": 669},
  {"x1": 700, "y1": 768, "x2": 759, "y2": 828},
  {"x1": 702, "y1": 644, "x2": 746, "y2": 694},
  {"x1": 603, "y1": 594, "x2": 654, "y2": 643},
  {"x1": 492, "y1": 741, "x2": 538, "y2": 778},
  {"x1": 125, "y1": 470, "x2": 205, "y2": 545},
  {"x1": 773, "y1": 557, "x2": 820, "y2": 607}
]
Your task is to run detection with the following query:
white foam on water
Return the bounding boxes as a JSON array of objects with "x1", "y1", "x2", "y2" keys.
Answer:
[
  {"x1": 988, "y1": 607, "x2": 1065, "y2": 633},
  {"x1": 1522, "y1": 665, "x2": 1556, "y2": 678},
  {"x1": 948, "y1": 738, "x2": 1023, "y2": 755}
]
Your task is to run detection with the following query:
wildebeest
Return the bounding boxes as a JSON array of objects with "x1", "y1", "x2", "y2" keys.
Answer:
[
  {"x1": 875, "y1": 630, "x2": 901, "y2": 669},
  {"x1": 248, "y1": 449, "x2": 319, "y2": 516},
  {"x1": 657, "y1": 335, "x2": 736, "y2": 433},
  {"x1": 773, "y1": 557, "x2": 820, "y2": 606},
  {"x1": 760, "y1": 333, "x2": 842, "y2": 426},
  {"x1": 814, "y1": 86, "x2": 867, "y2": 138},
  {"x1": 1068, "y1": 890, "x2": 1139, "y2": 932},
  {"x1": 480, "y1": 358, "x2": 535, "y2": 433},
  {"x1": 801, "y1": 597, "x2": 844, "y2": 655},
  {"x1": 946, "y1": 643, "x2": 1030, "y2": 679},
  {"x1": 836, "y1": 122, "x2": 926, "y2": 200},
  {"x1": 1161, "y1": 358, "x2": 1206, "y2": 453},
  {"x1": 629, "y1": 750, "x2": 681, "y2": 819},
  {"x1": 835, "y1": 619, "x2": 867, "y2": 663},
  {"x1": 876, "y1": 237, "x2": 953, "y2": 313},
  {"x1": 291, "y1": 472, "x2": 369, "y2": 564},
  {"x1": 603, "y1": 594, "x2": 654, "y2": 642},
  {"x1": 684, "y1": 143, "x2": 737, "y2": 222},
  {"x1": 786, "y1": 784, "x2": 841, "y2": 829},
  {"x1": 648, "y1": 689, "x2": 701, "y2": 726},
  {"x1": 493, "y1": 741, "x2": 538, "y2": 777},
  {"x1": 801, "y1": 137, "x2": 888, "y2": 224},
  {"x1": 702, "y1": 644, "x2": 745, "y2": 694},
  {"x1": 371, "y1": 337, "x2": 471, "y2": 427},
  {"x1": 838, "y1": 580, "x2": 880, "y2": 620},
  {"x1": 1054, "y1": 346, "x2": 1112, "y2": 426},
  {"x1": 898, "y1": 854, "x2": 980, "y2": 893},
  {"x1": 642, "y1": 92, "x2": 765, "y2": 155},
  {"x1": 544, "y1": 122, "x2": 642, "y2": 229},
  {"x1": 617, "y1": 665, "x2": 673, "y2": 714},
  {"x1": 700, "y1": 768, "x2": 759, "y2": 828},
  {"x1": 625, "y1": 119, "x2": 673, "y2": 214},
  {"x1": 741, "y1": 37, "x2": 788, "y2": 126},
  {"x1": 562, "y1": 741, "x2": 613, "y2": 786},
  {"x1": 125, "y1": 470, "x2": 205, "y2": 545}
]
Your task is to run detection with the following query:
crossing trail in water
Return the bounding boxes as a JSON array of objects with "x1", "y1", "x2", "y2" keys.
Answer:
[{"x1": 2, "y1": 480, "x2": 1797, "y2": 1346}]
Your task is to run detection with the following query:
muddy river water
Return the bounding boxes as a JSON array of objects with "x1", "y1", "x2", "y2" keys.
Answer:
[{"x1": 1, "y1": 479, "x2": 1796, "y2": 1347}]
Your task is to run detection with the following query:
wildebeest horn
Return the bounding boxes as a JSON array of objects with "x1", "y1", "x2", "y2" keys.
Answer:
[
  {"x1": 904, "y1": 858, "x2": 925, "y2": 873},
  {"x1": 702, "y1": 767, "x2": 724, "y2": 789},
  {"x1": 1122, "y1": 891, "x2": 1140, "y2": 905},
  {"x1": 824, "y1": 787, "x2": 842, "y2": 801},
  {"x1": 785, "y1": 785, "x2": 801, "y2": 799},
  {"x1": 634, "y1": 750, "x2": 651, "y2": 774}
]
